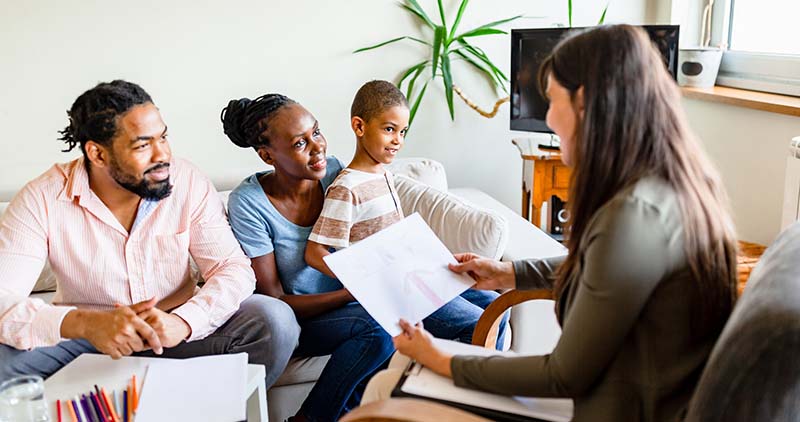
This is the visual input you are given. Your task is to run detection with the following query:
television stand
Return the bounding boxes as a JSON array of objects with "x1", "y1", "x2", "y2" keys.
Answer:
[{"x1": 511, "y1": 138, "x2": 571, "y2": 231}]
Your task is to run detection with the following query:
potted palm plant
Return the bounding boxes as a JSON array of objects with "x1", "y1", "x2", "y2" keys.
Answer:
[{"x1": 354, "y1": 0, "x2": 521, "y2": 125}]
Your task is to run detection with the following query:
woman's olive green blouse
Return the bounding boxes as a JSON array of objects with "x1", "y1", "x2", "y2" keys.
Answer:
[{"x1": 451, "y1": 177, "x2": 728, "y2": 421}]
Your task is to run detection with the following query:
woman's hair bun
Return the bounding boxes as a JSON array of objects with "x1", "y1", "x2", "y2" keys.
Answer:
[{"x1": 221, "y1": 98, "x2": 253, "y2": 148}]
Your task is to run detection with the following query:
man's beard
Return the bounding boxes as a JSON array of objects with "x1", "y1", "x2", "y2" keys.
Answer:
[{"x1": 109, "y1": 158, "x2": 173, "y2": 201}]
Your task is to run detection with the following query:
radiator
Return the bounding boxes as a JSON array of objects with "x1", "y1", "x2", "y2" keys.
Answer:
[{"x1": 781, "y1": 136, "x2": 800, "y2": 230}]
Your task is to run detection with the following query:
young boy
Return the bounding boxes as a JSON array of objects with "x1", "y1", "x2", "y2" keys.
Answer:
[{"x1": 305, "y1": 80, "x2": 409, "y2": 277}]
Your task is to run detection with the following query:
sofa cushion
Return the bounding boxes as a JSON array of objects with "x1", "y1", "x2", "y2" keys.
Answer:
[
  {"x1": 387, "y1": 158, "x2": 448, "y2": 192},
  {"x1": 449, "y1": 188, "x2": 566, "y2": 262},
  {"x1": 395, "y1": 176, "x2": 508, "y2": 260}
]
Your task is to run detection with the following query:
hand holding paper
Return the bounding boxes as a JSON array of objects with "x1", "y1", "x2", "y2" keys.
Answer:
[{"x1": 323, "y1": 213, "x2": 475, "y2": 336}]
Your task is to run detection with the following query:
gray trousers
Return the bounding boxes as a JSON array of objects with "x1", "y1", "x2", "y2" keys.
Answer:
[{"x1": 0, "y1": 295, "x2": 300, "y2": 388}]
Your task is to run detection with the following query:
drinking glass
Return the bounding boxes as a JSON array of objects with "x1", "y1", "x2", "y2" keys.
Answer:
[{"x1": 0, "y1": 375, "x2": 49, "y2": 422}]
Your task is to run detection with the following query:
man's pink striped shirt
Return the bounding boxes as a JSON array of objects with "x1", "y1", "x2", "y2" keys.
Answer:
[{"x1": 0, "y1": 157, "x2": 255, "y2": 350}]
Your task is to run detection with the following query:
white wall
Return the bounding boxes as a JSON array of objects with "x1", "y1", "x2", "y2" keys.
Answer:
[
  {"x1": 659, "y1": 0, "x2": 800, "y2": 244},
  {"x1": 682, "y1": 100, "x2": 800, "y2": 245},
  {"x1": 0, "y1": 0, "x2": 651, "y2": 212}
]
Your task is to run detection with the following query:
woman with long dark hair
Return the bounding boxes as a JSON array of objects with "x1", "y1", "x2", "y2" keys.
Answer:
[{"x1": 365, "y1": 24, "x2": 738, "y2": 421}]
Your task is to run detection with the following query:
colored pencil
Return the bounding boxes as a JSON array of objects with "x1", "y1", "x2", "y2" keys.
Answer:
[
  {"x1": 73, "y1": 396, "x2": 86, "y2": 422},
  {"x1": 100, "y1": 388, "x2": 119, "y2": 422},
  {"x1": 91, "y1": 389, "x2": 109, "y2": 422},
  {"x1": 125, "y1": 383, "x2": 131, "y2": 422},
  {"x1": 132, "y1": 374, "x2": 138, "y2": 411},
  {"x1": 82, "y1": 394, "x2": 98, "y2": 422},
  {"x1": 122, "y1": 390, "x2": 128, "y2": 422},
  {"x1": 87, "y1": 391, "x2": 106, "y2": 422},
  {"x1": 75, "y1": 396, "x2": 95, "y2": 422},
  {"x1": 112, "y1": 390, "x2": 118, "y2": 417},
  {"x1": 57, "y1": 399, "x2": 63, "y2": 422},
  {"x1": 93, "y1": 386, "x2": 110, "y2": 421},
  {"x1": 66, "y1": 399, "x2": 77, "y2": 422}
]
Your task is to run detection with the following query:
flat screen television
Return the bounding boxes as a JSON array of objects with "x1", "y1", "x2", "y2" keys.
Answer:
[{"x1": 510, "y1": 25, "x2": 680, "y2": 133}]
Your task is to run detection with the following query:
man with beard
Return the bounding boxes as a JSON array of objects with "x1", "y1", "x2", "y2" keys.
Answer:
[{"x1": 0, "y1": 80, "x2": 300, "y2": 389}]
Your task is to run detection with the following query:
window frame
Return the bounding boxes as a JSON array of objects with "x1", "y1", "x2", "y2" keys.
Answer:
[{"x1": 708, "y1": 0, "x2": 800, "y2": 97}]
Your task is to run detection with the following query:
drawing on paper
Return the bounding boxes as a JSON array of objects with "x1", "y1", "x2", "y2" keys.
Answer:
[{"x1": 404, "y1": 270, "x2": 446, "y2": 308}]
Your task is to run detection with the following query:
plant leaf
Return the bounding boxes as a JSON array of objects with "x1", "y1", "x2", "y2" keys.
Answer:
[
  {"x1": 456, "y1": 28, "x2": 507, "y2": 39},
  {"x1": 441, "y1": 54, "x2": 455, "y2": 120},
  {"x1": 437, "y1": 0, "x2": 447, "y2": 28},
  {"x1": 458, "y1": 39, "x2": 509, "y2": 82},
  {"x1": 353, "y1": 36, "x2": 429, "y2": 54},
  {"x1": 455, "y1": 14, "x2": 522, "y2": 39},
  {"x1": 453, "y1": 50, "x2": 507, "y2": 94},
  {"x1": 409, "y1": 80, "x2": 430, "y2": 127},
  {"x1": 403, "y1": 0, "x2": 435, "y2": 29},
  {"x1": 406, "y1": 62, "x2": 427, "y2": 99},
  {"x1": 447, "y1": 0, "x2": 469, "y2": 43},
  {"x1": 598, "y1": 3, "x2": 609, "y2": 24},
  {"x1": 431, "y1": 26, "x2": 445, "y2": 78},
  {"x1": 397, "y1": 60, "x2": 429, "y2": 88},
  {"x1": 568, "y1": 0, "x2": 573, "y2": 27}
]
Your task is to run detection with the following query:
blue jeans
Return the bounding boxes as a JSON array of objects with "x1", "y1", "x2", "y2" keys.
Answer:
[
  {"x1": 293, "y1": 302, "x2": 394, "y2": 422},
  {"x1": 0, "y1": 295, "x2": 300, "y2": 388},
  {"x1": 424, "y1": 289, "x2": 509, "y2": 350}
]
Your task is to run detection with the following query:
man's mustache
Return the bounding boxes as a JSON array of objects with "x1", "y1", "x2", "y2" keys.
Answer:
[{"x1": 144, "y1": 163, "x2": 170, "y2": 175}]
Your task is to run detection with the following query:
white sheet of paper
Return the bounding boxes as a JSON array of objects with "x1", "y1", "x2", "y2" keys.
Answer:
[
  {"x1": 135, "y1": 353, "x2": 248, "y2": 421},
  {"x1": 323, "y1": 213, "x2": 475, "y2": 336},
  {"x1": 401, "y1": 339, "x2": 573, "y2": 421}
]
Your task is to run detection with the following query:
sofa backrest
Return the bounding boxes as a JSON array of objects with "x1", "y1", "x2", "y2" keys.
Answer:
[{"x1": 686, "y1": 221, "x2": 800, "y2": 421}]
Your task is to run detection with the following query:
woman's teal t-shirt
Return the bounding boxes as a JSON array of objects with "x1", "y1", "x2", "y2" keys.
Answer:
[{"x1": 227, "y1": 156, "x2": 345, "y2": 295}]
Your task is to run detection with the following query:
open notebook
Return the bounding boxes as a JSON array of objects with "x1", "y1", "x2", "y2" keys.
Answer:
[{"x1": 393, "y1": 340, "x2": 573, "y2": 422}]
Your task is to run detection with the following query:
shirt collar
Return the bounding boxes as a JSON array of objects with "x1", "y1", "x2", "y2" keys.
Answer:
[{"x1": 58, "y1": 157, "x2": 91, "y2": 202}]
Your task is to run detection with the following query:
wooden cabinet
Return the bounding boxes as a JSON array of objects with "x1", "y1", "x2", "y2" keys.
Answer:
[{"x1": 512, "y1": 138, "x2": 572, "y2": 229}]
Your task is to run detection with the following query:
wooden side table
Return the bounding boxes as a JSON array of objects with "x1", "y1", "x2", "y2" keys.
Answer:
[{"x1": 512, "y1": 138, "x2": 571, "y2": 229}]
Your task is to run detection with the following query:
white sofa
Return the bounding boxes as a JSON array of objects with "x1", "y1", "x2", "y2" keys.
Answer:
[{"x1": 2, "y1": 157, "x2": 564, "y2": 421}]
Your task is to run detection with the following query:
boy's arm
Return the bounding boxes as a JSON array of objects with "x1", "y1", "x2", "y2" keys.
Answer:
[
  {"x1": 305, "y1": 240, "x2": 337, "y2": 278},
  {"x1": 306, "y1": 184, "x2": 355, "y2": 277}
]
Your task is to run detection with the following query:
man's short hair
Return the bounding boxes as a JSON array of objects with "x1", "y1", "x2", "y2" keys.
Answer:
[
  {"x1": 58, "y1": 80, "x2": 153, "y2": 155},
  {"x1": 350, "y1": 80, "x2": 409, "y2": 122}
]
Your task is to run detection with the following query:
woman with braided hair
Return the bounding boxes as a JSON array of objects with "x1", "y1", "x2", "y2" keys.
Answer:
[
  {"x1": 221, "y1": 92, "x2": 507, "y2": 421},
  {"x1": 222, "y1": 95, "x2": 388, "y2": 422}
]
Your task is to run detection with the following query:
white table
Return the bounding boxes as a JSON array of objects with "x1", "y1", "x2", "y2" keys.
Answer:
[{"x1": 44, "y1": 354, "x2": 267, "y2": 422}]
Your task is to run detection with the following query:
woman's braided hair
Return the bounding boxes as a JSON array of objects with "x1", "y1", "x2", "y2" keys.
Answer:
[{"x1": 220, "y1": 94, "x2": 296, "y2": 149}]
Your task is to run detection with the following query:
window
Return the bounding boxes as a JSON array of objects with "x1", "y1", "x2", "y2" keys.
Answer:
[
  {"x1": 711, "y1": 0, "x2": 800, "y2": 96},
  {"x1": 728, "y1": 0, "x2": 800, "y2": 56}
]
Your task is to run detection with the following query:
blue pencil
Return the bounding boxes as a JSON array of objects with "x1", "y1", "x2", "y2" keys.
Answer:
[
  {"x1": 89, "y1": 392, "x2": 106, "y2": 422},
  {"x1": 93, "y1": 385, "x2": 109, "y2": 419},
  {"x1": 123, "y1": 391, "x2": 128, "y2": 422},
  {"x1": 71, "y1": 399, "x2": 83, "y2": 422},
  {"x1": 84, "y1": 394, "x2": 100, "y2": 422},
  {"x1": 79, "y1": 396, "x2": 94, "y2": 422}
]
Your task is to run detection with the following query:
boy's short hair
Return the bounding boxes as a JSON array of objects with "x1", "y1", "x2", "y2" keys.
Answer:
[{"x1": 350, "y1": 80, "x2": 409, "y2": 122}]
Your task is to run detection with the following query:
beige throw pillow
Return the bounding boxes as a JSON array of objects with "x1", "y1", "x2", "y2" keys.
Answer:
[{"x1": 394, "y1": 175, "x2": 508, "y2": 260}]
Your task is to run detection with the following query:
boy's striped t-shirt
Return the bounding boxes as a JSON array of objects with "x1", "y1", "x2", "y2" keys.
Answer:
[{"x1": 309, "y1": 168, "x2": 404, "y2": 249}]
